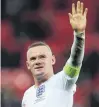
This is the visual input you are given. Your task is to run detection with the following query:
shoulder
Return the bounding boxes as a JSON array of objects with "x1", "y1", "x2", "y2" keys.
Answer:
[
  {"x1": 54, "y1": 70, "x2": 67, "y2": 80},
  {"x1": 22, "y1": 86, "x2": 34, "y2": 106},
  {"x1": 52, "y1": 70, "x2": 69, "y2": 82},
  {"x1": 23, "y1": 85, "x2": 34, "y2": 98},
  {"x1": 50, "y1": 71, "x2": 65, "y2": 84},
  {"x1": 51, "y1": 71, "x2": 64, "y2": 81},
  {"x1": 54, "y1": 70, "x2": 64, "y2": 77}
]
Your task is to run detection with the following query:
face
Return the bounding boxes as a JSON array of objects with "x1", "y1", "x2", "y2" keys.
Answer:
[{"x1": 26, "y1": 46, "x2": 56, "y2": 80}]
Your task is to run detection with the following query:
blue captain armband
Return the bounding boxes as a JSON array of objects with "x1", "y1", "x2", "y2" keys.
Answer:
[{"x1": 63, "y1": 64, "x2": 80, "y2": 78}]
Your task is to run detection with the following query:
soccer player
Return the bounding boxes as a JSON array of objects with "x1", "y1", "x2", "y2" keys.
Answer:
[{"x1": 22, "y1": 1, "x2": 88, "y2": 107}]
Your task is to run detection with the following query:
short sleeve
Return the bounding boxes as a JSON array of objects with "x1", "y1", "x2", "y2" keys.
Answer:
[{"x1": 60, "y1": 70, "x2": 78, "y2": 91}]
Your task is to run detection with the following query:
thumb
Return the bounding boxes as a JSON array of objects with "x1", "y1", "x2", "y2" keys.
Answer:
[{"x1": 68, "y1": 13, "x2": 73, "y2": 20}]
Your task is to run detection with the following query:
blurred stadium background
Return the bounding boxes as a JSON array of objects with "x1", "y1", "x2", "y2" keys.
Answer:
[{"x1": 1, "y1": 0, "x2": 99, "y2": 107}]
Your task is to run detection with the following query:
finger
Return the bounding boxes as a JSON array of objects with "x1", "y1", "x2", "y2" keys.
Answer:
[
  {"x1": 68, "y1": 13, "x2": 73, "y2": 19},
  {"x1": 84, "y1": 8, "x2": 88, "y2": 17},
  {"x1": 81, "y1": 2, "x2": 83, "y2": 14},
  {"x1": 77, "y1": 1, "x2": 81, "y2": 13},
  {"x1": 72, "y1": 3, "x2": 76, "y2": 15}
]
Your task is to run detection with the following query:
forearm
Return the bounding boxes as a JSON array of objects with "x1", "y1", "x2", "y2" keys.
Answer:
[
  {"x1": 68, "y1": 31, "x2": 85, "y2": 66},
  {"x1": 64, "y1": 31, "x2": 85, "y2": 77}
]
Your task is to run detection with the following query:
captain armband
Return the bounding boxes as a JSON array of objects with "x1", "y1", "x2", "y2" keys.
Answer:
[{"x1": 63, "y1": 64, "x2": 80, "y2": 78}]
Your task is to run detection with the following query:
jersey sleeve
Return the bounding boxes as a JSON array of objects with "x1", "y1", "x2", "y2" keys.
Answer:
[{"x1": 60, "y1": 69, "x2": 78, "y2": 92}]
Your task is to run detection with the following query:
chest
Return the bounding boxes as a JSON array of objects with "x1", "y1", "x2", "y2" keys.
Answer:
[{"x1": 25, "y1": 85, "x2": 73, "y2": 107}]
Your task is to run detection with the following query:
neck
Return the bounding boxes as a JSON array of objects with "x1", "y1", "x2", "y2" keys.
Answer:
[{"x1": 34, "y1": 72, "x2": 54, "y2": 87}]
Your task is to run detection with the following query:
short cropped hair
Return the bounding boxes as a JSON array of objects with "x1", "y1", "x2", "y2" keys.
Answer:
[{"x1": 28, "y1": 41, "x2": 52, "y2": 52}]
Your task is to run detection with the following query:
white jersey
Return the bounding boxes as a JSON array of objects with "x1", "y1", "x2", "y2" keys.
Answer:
[{"x1": 22, "y1": 70, "x2": 78, "y2": 107}]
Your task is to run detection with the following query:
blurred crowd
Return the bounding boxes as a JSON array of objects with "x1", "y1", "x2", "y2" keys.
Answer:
[{"x1": 1, "y1": 0, "x2": 99, "y2": 107}]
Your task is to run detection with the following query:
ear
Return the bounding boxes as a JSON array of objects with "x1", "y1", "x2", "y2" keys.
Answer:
[
  {"x1": 26, "y1": 61, "x2": 30, "y2": 70},
  {"x1": 52, "y1": 55, "x2": 56, "y2": 65}
]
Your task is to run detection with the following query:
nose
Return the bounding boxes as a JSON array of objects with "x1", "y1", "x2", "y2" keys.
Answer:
[
  {"x1": 34, "y1": 58, "x2": 42, "y2": 66},
  {"x1": 35, "y1": 62, "x2": 41, "y2": 66}
]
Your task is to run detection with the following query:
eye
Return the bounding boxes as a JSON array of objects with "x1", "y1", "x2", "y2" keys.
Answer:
[
  {"x1": 30, "y1": 57, "x2": 36, "y2": 61},
  {"x1": 39, "y1": 55, "x2": 46, "y2": 59}
]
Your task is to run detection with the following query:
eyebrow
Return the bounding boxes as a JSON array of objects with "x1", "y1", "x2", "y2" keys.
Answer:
[
  {"x1": 30, "y1": 54, "x2": 47, "y2": 60},
  {"x1": 39, "y1": 54, "x2": 46, "y2": 58}
]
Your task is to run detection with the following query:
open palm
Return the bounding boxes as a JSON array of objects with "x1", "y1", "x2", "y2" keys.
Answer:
[{"x1": 69, "y1": 1, "x2": 88, "y2": 33}]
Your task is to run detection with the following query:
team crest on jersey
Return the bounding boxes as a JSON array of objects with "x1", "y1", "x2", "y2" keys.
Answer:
[
  {"x1": 34, "y1": 85, "x2": 46, "y2": 104},
  {"x1": 36, "y1": 84, "x2": 45, "y2": 98}
]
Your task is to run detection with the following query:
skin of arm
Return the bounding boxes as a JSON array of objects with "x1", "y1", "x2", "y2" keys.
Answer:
[{"x1": 63, "y1": 1, "x2": 88, "y2": 78}]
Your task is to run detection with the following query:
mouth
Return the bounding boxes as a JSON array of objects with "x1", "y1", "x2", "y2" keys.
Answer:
[
  {"x1": 34, "y1": 66, "x2": 45, "y2": 76},
  {"x1": 34, "y1": 66, "x2": 44, "y2": 70}
]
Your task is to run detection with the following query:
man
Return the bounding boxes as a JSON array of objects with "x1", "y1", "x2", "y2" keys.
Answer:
[{"x1": 22, "y1": 1, "x2": 88, "y2": 107}]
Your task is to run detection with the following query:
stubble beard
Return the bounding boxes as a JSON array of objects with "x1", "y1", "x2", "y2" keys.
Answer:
[{"x1": 35, "y1": 72, "x2": 48, "y2": 83}]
